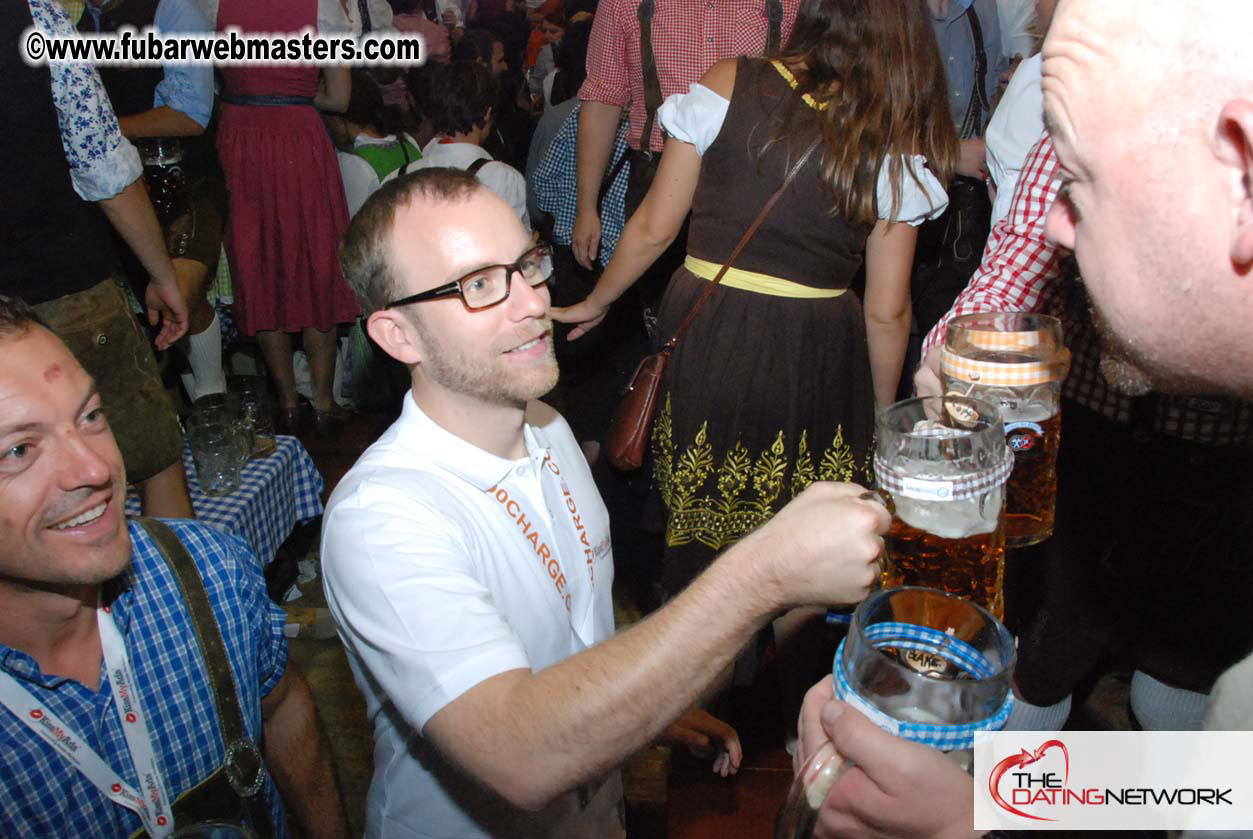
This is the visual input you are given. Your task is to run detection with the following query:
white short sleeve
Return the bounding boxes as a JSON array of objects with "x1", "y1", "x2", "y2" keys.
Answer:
[
  {"x1": 337, "y1": 151, "x2": 380, "y2": 218},
  {"x1": 657, "y1": 83, "x2": 729, "y2": 156},
  {"x1": 322, "y1": 479, "x2": 533, "y2": 731},
  {"x1": 317, "y1": 0, "x2": 353, "y2": 33},
  {"x1": 876, "y1": 154, "x2": 950, "y2": 225}
]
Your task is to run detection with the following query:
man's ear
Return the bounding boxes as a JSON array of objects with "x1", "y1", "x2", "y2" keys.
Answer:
[
  {"x1": 366, "y1": 309, "x2": 424, "y2": 366},
  {"x1": 1215, "y1": 99, "x2": 1253, "y2": 266}
]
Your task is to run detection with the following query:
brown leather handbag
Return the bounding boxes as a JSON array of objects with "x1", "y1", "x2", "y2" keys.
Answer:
[{"x1": 604, "y1": 145, "x2": 815, "y2": 471}]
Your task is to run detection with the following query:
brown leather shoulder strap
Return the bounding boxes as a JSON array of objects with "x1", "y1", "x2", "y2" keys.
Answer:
[
  {"x1": 137, "y1": 518, "x2": 273, "y2": 838},
  {"x1": 663, "y1": 142, "x2": 818, "y2": 350}
]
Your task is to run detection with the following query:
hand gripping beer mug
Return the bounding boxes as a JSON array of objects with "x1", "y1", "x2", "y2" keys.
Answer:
[
  {"x1": 776, "y1": 587, "x2": 1016, "y2": 839},
  {"x1": 874, "y1": 396, "x2": 1014, "y2": 619},
  {"x1": 942, "y1": 313, "x2": 1068, "y2": 547}
]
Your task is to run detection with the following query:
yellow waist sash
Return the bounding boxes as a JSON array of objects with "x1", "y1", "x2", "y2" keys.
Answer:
[{"x1": 684, "y1": 255, "x2": 845, "y2": 299}]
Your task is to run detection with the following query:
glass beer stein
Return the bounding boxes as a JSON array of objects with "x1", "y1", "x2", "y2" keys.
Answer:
[
  {"x1": 136, "y1": 138, "x2": 187, "y2": 225},
  {"x1": 942, "y1": 313, "x2": 1068, "y2": 547},
  {"x1": 874, "y1": 396, "x2": 1014, "y2": 619},
  {"x1": 776, "y1": 587, "x2": 1016, "y2": 839}
]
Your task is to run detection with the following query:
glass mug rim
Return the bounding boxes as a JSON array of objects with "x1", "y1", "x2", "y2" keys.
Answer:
[
  {"x1": 844, "y1": 585, "x2": 1017, "y2": 690},
  {"x1": 875, "y1": 395, "x2": 1005, "y2": 443},
  {"x1": 944, "y1": 312, "x2": 1066, "y2": 366},
  {"x1": 946, "y1": 311, "x2": 1063, "y2": 331}
]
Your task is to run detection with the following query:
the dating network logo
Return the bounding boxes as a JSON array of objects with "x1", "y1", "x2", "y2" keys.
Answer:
[{"x1": 988, "y1": 739, "x2": 1070, "y2": 821}]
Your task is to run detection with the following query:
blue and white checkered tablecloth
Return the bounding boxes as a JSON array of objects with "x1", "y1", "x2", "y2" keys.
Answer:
[{"x1": 125, "y1": 435, "x2": 324, "y2": 564}]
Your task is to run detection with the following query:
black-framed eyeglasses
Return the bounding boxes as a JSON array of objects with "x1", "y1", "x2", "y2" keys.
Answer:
[{"x1": 385, "y1": 243, "x2": 554, "y2": 312}]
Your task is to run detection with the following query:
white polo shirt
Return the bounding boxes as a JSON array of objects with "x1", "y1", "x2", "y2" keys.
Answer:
[{"x1": 321, "y1": 394, "x2": 622, "y2": 839}]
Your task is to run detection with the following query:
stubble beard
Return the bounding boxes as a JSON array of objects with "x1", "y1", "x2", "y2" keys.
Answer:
[{"x1": 419, "y1": 317, "x2": 559, "y2": 408}]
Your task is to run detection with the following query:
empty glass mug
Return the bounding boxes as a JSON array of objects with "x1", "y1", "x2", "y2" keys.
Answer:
[
  {"x1": 776, "y1": 587, "x2": 1016, "y2": 839},
  {"x1": 186, "y1": 397, "x2": 252, "y2": 496}
]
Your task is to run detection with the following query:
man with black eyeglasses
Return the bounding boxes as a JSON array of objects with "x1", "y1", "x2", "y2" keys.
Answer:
[{"x1": 322, "y1": 166, "x2": 893, "y2": 838}]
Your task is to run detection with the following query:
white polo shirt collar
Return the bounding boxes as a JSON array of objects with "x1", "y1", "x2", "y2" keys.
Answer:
[{"x1": 397, "y1": 393, "x2": 554, "y2": 492}]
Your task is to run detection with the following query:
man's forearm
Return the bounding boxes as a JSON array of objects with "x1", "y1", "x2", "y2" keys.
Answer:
[
  {"x1": 262, "y1": 670, "x2": 349, "y2": 839},
  {"x1": 98, "y1": 177, "x2": 179, "y2": 288},
  {"x1": 119, "y1": 106, "x2": 206, "y2": 139},
  {"x1": 575, "y1": 101, "x2": 623, "y2": 214},
  {"x1": 428, "y1": 530, "x2": 781, "y2": 809}
]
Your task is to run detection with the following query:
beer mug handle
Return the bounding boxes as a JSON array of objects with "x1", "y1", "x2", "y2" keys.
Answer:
[
  {"x1": 859, "y1": 488, "x2": 894, "y2": 515},
  {"x1": 775, "y1": 742, "x2": 853, "y2": 839},
  {"x1": 1054, "y1": 347, "x2": 1072, "y2": 381}
]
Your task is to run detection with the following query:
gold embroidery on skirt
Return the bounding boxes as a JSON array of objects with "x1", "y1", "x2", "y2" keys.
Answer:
[{"x1": 653, "y1": 394, "x2": 864, "y2": 551}]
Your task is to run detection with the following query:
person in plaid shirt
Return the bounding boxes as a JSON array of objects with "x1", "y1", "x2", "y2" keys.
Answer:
[
  {"x1": 0, "y1": 297, "x2": 348, "y2": 838},
  {"x1": 571, "y1": 0, "x2": 800, "y2": 270},
  {"x1": 913, "y1": 129, "x2": 1253, "y2": 735},
  {"x1": 792, "y1": 1, "x2": 1253, "y2": 836}
]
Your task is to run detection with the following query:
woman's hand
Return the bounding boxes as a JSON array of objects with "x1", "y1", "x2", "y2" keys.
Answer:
[{"x1": 550, "y1": 298, "x2": 610, "y2": 340}]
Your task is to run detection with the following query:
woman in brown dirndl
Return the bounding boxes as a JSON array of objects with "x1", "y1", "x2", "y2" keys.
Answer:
[{"x1": 556, "y1": 0, "x2": 958, "y2": 604}]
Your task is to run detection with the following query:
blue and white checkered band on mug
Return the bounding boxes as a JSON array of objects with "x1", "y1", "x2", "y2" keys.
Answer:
[{"x1": 833, "y1": 622, "x2": 1014, "y2": 752}]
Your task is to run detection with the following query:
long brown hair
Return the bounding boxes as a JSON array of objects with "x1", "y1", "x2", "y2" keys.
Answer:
[{"x1": 765, "y1": 0, "x2": 958, "y2": 223}]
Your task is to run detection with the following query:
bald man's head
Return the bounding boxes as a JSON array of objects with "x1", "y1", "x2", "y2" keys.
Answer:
[
  {"x1": 1048, "y1": 0, "x2": 1253, "y2": 137},
  {"x1": 1041, "y1": 0, "x2": 1253, "y2": 397}
]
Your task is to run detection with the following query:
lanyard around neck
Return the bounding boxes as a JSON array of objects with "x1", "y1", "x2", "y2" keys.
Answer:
[
  {"x1": 0, "y1": 607, "x2": 175, "y2": 838},
  {"x1": 486, "y1": 449, "x2": 599, "y2": 645}
]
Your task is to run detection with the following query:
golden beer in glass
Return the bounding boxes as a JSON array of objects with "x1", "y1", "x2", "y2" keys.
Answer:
[
  {"x1": 942, "y1": 313, "x2": 1067, "y2": 547},
  {"x1": 875, "y1": 396, "x2": 1013, "y2": 619}
]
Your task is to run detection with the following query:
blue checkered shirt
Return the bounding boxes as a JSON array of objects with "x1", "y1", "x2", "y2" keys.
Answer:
[
  {"x1": 532, "y1": 103, "x2": 630, "y2": 267},
  {"x1": 0, "y1": 520, "x2": 290, "y2": 839}
]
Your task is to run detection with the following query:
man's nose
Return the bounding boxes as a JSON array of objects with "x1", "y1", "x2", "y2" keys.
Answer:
[
  {"x1": 56, "y1": 428, "x2": 113, "y2": 490},
  {"x1": 508, "y1": 274, "x2": 550, "y2": 320}
]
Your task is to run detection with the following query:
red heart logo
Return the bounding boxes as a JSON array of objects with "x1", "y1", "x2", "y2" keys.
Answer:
[{"x1": 989, "y1": 739, "x2": 1069, "y2": 821}]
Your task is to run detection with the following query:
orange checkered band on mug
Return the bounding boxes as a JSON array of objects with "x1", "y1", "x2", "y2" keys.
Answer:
[
  {"x1": 940, "y1": 314, "x2": 1070, "y2": 389},
  {"x1": 940, "y1": 346, "x2": 1071, "y2": 387}
]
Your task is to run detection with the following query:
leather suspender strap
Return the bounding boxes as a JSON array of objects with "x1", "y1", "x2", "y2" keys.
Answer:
[
  {"x1": 765, "y1": 0, "x2": 783, "y2": 53},
  {"x1": 357, "y1": 0, "x2": 373, "y2": 32},
  {"x1": 137, "y1": 519, "x2": 273, "y2": 839},
  {"x1": 598, "y1": 146, "x2": 630, "y2": 212},
  {"x1": 662, "y1": 142, "x2": 817, "y2": 350},
  {"x1": 637, "y1": 0, "x2": 784, "y2": 153},
  {"x1": 636, "y1": 0, "x2": 664, "y2": 155},
  {"x1": 959, "y1": 3, "x2": 990, "y2": 139},
  {"x1": 466, "y1": 157, "x2": 491, "y2": 177}
]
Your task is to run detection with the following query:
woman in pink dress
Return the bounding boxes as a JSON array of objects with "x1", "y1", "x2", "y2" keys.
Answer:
[{"x1": 217, "y1": 0, "x2": 359, "y2": 432}]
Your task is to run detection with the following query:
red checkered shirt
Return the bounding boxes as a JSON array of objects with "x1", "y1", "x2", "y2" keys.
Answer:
[
  {"x1": 922, "y1": 134, "x2": 1253, "y2": 446},
  {"x1": 577, "y1": 0, "x2": 799, "y2": 152}
]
